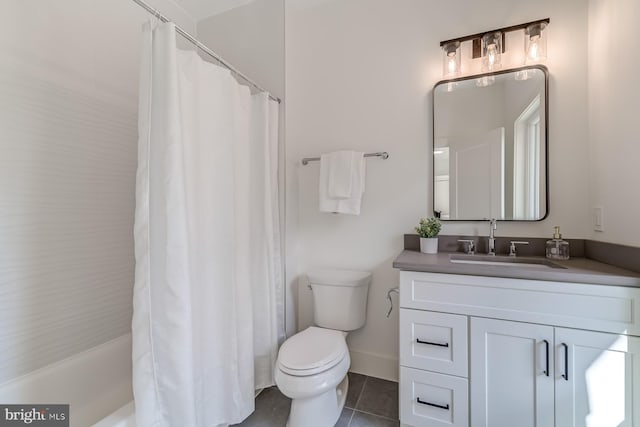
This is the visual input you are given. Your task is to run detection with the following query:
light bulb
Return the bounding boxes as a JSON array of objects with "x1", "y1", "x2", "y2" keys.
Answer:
[
  {"x1": 524, "y1": 22, "x2": 547, "y2": 64},
  {"x1": 487, "y1": 44, "x2": 497, "y2": 68},
  {"x1": 528, "y1": 35, "x2": 540, "y2": 60},
  {"x1": 442, "y1": 41, "x2": 461, "y2": 77},
  {"x1": 481, "y1": 32, "x2": 502, "y2": 72},
  {"x1": 447, "y1": 53, "x2": 457, "y2": 74}
]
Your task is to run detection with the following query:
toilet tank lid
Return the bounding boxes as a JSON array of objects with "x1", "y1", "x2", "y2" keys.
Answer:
[{"x1": 308, "y1": 269, "x2": 372, "y2": 287}]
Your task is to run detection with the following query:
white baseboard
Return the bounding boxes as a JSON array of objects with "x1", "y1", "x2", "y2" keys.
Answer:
[{"x1": 349, "y1": 349, "x2": 398, "y2": 382}]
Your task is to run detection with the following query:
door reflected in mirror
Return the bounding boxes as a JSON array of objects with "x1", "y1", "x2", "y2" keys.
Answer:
[{"x1": 433, "y1": 66, "x2": 548, "y2": 221}]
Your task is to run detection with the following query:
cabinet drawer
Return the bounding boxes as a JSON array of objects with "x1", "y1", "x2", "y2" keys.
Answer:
[
  {"x1": 400, "y1": 309, "x2": 468, "y2": 377},
  {"x1": 400, "y1": 367, "x2": 468, "y2": 427}
]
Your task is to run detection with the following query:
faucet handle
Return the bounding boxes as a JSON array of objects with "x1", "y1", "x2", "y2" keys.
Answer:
[
  {"x1": 509, "y1": 241, "x2": 530, "y2": 257},
  {"x1": 458, "y1": 239, "x2": 476, "y2": 255}
]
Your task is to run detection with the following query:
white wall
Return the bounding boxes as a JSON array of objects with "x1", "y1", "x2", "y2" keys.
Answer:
[
  {"x1": 286, "y1": 0, "x2": 590, "y2": 380},
  {"x1": 0, "y1": 0, "x2": 194, "y2": 416},
  {"x1": 588, "y1": 0, "x2": 640, "y2": 247}
]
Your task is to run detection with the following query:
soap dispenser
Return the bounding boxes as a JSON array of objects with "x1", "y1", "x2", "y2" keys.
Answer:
[{"x1": 546, "y1": 226, "x2": 570, "y2": 260}]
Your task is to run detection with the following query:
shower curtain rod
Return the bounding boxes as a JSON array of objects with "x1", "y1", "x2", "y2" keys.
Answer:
[{"x1": 131, "y1": 0, "x2": 281, "y2": 104}]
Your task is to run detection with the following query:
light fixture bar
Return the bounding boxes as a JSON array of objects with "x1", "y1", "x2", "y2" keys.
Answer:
[{"x1": 439, "y1": 18, "x2": 550, "y2": 47}]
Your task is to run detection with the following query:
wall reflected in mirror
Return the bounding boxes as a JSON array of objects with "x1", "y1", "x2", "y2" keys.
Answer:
[{"x1": 433, "y1": 66, "x2": 548, "y2": 221}]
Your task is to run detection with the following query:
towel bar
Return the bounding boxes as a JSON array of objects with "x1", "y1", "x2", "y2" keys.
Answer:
[{"x1": 301, "y1": 151, "x2": 389, "y2": 165}]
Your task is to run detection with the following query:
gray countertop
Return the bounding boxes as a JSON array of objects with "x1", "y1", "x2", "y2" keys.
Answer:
[{"x1": 393, "y1": 250, "x2": 640, "y2": 287}]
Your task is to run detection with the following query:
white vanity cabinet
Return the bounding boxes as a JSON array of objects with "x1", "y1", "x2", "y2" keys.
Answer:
[{"x1": 398, "y1": 271, "x2": 640, "y2": 427}]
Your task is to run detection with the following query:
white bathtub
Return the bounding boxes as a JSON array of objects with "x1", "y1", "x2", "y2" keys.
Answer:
[
  {"x1": 93, "y1": 401, "x2": 136, "y2": 427},
  {"x1": 0, "y1": 334, "x2": 133, "y2": 427}
]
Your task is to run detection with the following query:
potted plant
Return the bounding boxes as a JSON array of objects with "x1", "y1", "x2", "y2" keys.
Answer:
[{"x1": 415, "y1": 217, "x2": 442, "y2": 254}]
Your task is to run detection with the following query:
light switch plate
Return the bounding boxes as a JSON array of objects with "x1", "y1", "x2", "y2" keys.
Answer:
[{"x1": 594, "y1": 207, "x2": 604, "y2": 232}]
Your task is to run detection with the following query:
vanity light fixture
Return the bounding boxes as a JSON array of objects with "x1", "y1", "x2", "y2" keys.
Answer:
[
  {"x1": 525, "y1": 21, "x2": 548, "y2": 63},
  {"x1": 439, "y1": 18, "x2": 549, "y2": 78},
  {"x1": 442, "y1": 41, "x2": 461, "y2": 77},
  {"x1": 482, "y1": 32, "x2": 502, "y2": 72}
]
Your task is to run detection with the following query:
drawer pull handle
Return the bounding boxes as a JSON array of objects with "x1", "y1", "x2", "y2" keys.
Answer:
[
  {"x1": 543, "y1": 339, "x2": 550, "y2": 377},
  {"x1": 417, "y1": 398, "x2": 450, "y2": 410},
  {"x1": 416, "y1": 338, "x2": 449, "y2": 347},
  {"x1": 561, "y1": 343, "x2": 569, "y2": 381}
]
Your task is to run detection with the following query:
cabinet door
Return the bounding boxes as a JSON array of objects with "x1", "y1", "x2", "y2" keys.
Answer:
[
  {"x1": 555, "y1": 328, "x2": 640, "y2": 427},
  {"x1": 470, "y1": 318, "x2": 554, "y2": 427}
]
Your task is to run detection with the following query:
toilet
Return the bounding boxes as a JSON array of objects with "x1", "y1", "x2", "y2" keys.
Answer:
[{"x1": 274, "y1": 269, "x2": 371, "y2": 427}]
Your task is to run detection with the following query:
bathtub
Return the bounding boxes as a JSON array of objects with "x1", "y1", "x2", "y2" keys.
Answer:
[
  {"x1": 93, "y1": 401, "x2": 136, "y2": 427},
  {"x1": 0, "y1": 334, "x2": 133, "y2": 427}
]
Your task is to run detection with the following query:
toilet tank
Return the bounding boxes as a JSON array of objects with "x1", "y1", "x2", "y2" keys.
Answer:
[{"x1": 308, "y1": 269, "x2": 371, "y2": 331}]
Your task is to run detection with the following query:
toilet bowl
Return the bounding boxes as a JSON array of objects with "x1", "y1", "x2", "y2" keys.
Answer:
[
  {"x1": 275, "y1": 327, "x2": 350, "y2": 427},
  {"x1": 274, "y1": 269, "x2": 371, "y2": 427}
]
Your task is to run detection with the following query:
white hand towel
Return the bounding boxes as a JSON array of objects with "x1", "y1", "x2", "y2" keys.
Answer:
[
  {"x1": 327, "y1": 151, "x2": 354, "y2": 199},
  {"x1": 319, "y1": 151, "x2": 366, "y2": 215}
]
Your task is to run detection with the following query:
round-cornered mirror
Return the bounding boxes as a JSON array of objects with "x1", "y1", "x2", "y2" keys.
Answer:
[{"x1": 433, "y1": 65, "x2": 548, "y2": 221}]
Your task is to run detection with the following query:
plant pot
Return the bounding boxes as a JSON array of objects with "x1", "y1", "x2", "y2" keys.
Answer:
[{"x1": 420, "y1": 237, "x2": 438, "y2": 254}]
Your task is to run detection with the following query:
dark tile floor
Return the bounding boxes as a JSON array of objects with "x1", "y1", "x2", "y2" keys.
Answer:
[{"x1": 235, "y1": 373, "x2": 399, "y2": 427}]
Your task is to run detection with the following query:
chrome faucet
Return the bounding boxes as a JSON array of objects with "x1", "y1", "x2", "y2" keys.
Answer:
[{"x1": 488, "y1": 218, "x2": 497, "y2": 256}]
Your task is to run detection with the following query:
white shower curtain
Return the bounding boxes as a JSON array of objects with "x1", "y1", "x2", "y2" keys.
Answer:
[{"x1": 132, "y1": 22, "x2": 284, "y2": 427}]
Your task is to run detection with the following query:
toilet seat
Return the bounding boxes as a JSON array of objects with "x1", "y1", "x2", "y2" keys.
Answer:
[{"x1": 277, "y1": 327, "x2": 347, "y2": 376}]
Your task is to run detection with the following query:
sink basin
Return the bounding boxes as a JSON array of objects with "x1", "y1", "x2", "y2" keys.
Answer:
[{"x1": 449, "y1": 254, "x2": 567, "y2": 269}]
